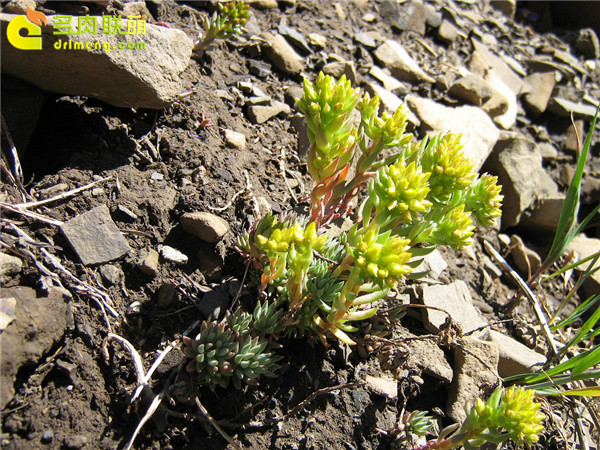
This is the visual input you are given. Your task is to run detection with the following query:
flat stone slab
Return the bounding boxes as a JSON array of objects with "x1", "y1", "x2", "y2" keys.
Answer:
[
  {"x1": 421, "y1": 280, "x2": 487, "y2": 335},
  {"x1": 1, "y1": 13, "x2": 193, "y2": 108},
  {"x1": 488, "y1": 330, "x2": 546, "y2": 378},
  {"x1": 446, "y1": 337, "x2": 499, "y2": 423},
  {"x1": 60, "y1": 205, "x2": 130, "y2": 266},
  {"x1": 406, "y1": 95, "x2": 499, "y2": 171}
]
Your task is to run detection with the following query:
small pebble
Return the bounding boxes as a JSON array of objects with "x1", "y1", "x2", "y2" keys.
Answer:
[
  {"x1": 159, "y1": 245, "x2": 188, "y2": 265},
  {"x1": 157, "y1": 283, "x2": 177, "y2": 308},
  {"x1": 41, "y1": 430, "x2": 54, "y2": 444}
]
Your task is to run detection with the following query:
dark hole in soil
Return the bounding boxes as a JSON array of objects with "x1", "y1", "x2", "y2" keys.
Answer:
[{"x1": 22, "y1": 97, "x2": 137, "y2": 180}]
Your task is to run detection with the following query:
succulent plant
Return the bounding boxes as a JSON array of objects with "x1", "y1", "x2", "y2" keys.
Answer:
[
  {"x1": 182, "y1": 308, "x2": 281, "y2": 390},
  {"x1": 193, "y1": 1, "x2": 250, "y2": 52},
  {"x1": 410, "y1": 386, "x2": 545, "y2": 449},
  {"x1": 234, "y1": 72, "x2": 503, "y2": 346},
  {"x1": 183, "y1": 320, "x2": 238, "y2": 390}
]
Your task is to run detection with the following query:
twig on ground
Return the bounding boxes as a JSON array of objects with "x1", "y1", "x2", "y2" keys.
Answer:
[
  {"x1": 13, "y1": 176, "x2": 112, "y2": 209},
  {"x1": 0, "y1": 201, "x2": 64, "y2": 226},
  {"x1": 415, "y1": 38, "x2": 436, "y2": 56},
  {"x1": 0, "y1": 160, "x2": 28, "y2": 203},
  {"x1": 6, "y1": 223, "x2": 115, "y2": 329},
  {"x1": 141, "y1": 135, "x2": 160, "y2": 161},
  {"x1": 124, "y1": 393, "x2": 164, "y2": 450},
  {"x1": 283, "y1": 381, "x2": 363, "y2": 420},
  {"x1": 483, "y1": 240, "x2": 560, "y2": 356},
  {"x1": 485, "y1": 241, "x2": 592, "y2": 448},
  {"x1": 208, "y1": 169, "x2": 252, "y2": 212},
  {"x1": 231, "y1": 262, "x2": 250, "y2": 309},
  {"x1": 195, "y1": 397, "x2": 241, "y2": 449},
  {"x1": 1, "y1": 114, "x2": 27, "y2": 200},
  {"x1": 279, "y1": 147, "x2": 298, "y2": 203},
  {"x1": 107, "y1": 333, "x2": 146, "y2": 385}
]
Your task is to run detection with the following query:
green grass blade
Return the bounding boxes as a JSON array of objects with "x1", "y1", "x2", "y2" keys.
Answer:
[
  {"x1": 556, "y1": 302, "x2": 600, "y2": 359},
  {"x1": 572, "y1": 345, "x2": 600, "y2": 377},
  {"x1": 524, "y1": 370, "x2": 600, "y2": 390},
  {"x1": 546, "y1": 386, "x2": 600, "y2": 397},
  {"x1": 544, "y1": 249, "x2": 600, "y2": 282},
  {"x1": 548, "y1": 104, "x2": 599, "y2": 258},
  {"x1": 520, "y1": 345, "x2": 600, "y2": 383},
  {"x1": 551, "y1": 294, "x2": 600, "y2": 330}
]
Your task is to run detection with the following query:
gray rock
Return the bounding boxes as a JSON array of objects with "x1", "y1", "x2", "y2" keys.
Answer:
[
  {"x1": 364, "y1": 375, "x2": 397, "y2": 399},
  {"x1": 490, "y1": 0, "x2": 516, "y2": 19},
  {"x1": 411, "y1": 249, "x2": 448, "y2": 281},
  {"x1": 0, "y1": 297, "x2": 16, "y2": 331},
  {"x1": 278, "y1": 19, "x2": 311, "y2": 54},
  {"x1": 55, "y1": 359, "x2": 77, "y2": 383},
  {"x1": 137, "y1": 248, "x2": 159, "y2": 277},
  {"x1": 248, "y1": 0, "x2": 278, "y2": 9},
  {"x1": 538, "y1": 142, "x2": 559, "y2": 160},
  {"x1": 469, "y1": 40, "x2": 522, "y2": 130},
  {"x1": 509, "y1": 235, "x2": 541, "y2": 277},
  {"x1": 369, "y1": 66, "x2": 408, "y2": 94},
  {"x1": 354, "y1": 32, "x2": 377, "y2": 49},
  {"x1": 3, "y1": 0, "x2": 36, "y2": 14},
  {"x1": 0, "y1": 252, "x2": 23, "y2": 277},
  {"x1": 420, "y1": 280, "x2": 488, "y2": 335},
  {"x1": 485, "y1": 136, "x2": 559, "y2": 228},
  {"x1": 1, "y1": 286, "x2": 68, "y2": 409},
  {"x1": 322, "y1": 61, "x2": 356, "y2": 84},
  {"x1": 42, "y1": 429, "x2": 54, "y2": 444},
  {"x1": 521, "y1": 72, "x2": 556, "y2": 115},
  {"x1": 395, "y1": 1, "x2": 427, "y2": 35},
  {"x1": 284, "y1": 85, "x2": 304, "y2": 107},
  {"x1": 448, "y1": 74, "x2": 498, "y2": 108},
  {"x1": 520, "y1": 196, "x2": 566, "y2": 232},
  {"x1": 248, "y1": 59, "x2": 271, "y2": 78},
  {"x1": 290, "y1": 113, "x2": 311, "y2": 158},
  {"x1": 407, "y1": 95, "x2": 499, "y2": 170},
  {"x1": 374, "y1": 40, "x2": 435, "y2": 84},
  {"x1": 247, "y1": 101, "x2": 291, "y2": 124},
  {"x1": 399, "y1": 328, "x2": 453, "y2": 383},
  {"x1": 307, "y1": 33, "x2": 327, "y2": 49},
  {"x1": 60, "y1": 205, "x2": 130, "y2": 266},
  {"x1": 487, "y1": 330, "x2": 546, "y2": 378},
  {"x1": 261, "y1": 32, "x2": 304, "y2": 75},
  {"x1": 99, "y1": 264, "x2": 123, "y2": 286},
  {"x1": 424, "y1": 3, "x2": 442, "y2": 28},
  {"x1": 0, "y1": 14, "x2": 192, "y2": 109},
  {"x1": 159, "y1": 245, "x2": 188, "y2": 265},
  {"x1": 446, "y1": 337, "x2": 499, "y2": 423},
  {"x1": 198, "y1": 290, "x2": 229, "y2": 319},
  {"x1": 567, "y1": 234, "x2": 600, "y2": 298},
  {"x1": 380, "y1": 0, "x2": 426, "y2": 35},
  {"x1": 157, "y1": 283, "x2": 177, "y2": 308},
  {"x1": 365, "y1": 82, "x2": 402, "y2": 113},
  {"x1": 438, "y1": 19, "x2": 460, "y2": 44},
  {"x1": 564, "y1": 120, "x2": 585, "y2": 153},
  {"x1": 223, "y1": 129, "x2": 246, "y2": 150},
  {"x1": 548, "y1": 97, "x2": 599, "y2": 119},
  {"x1": 39, "y1": 183, "x2": 69, "y2": 199},
  {"x1": 575, "y1": 28, "x2": 600, "y2": 59},
  {"x1": 180, "y1": 212, "x2": 230, "y2": 243}
]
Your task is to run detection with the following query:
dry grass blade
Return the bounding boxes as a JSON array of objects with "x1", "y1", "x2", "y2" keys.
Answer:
[
  {"x1": 484, "y1": 240, "x2": 560, "y2": 355},
  {"x1": 12, "y1": 176, "x2": 112, "y2": 209},
  {"x1": 195, "y1": 397, "x2": 241, "y2": 449}
]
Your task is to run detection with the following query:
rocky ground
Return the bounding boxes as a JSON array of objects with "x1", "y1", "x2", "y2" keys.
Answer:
[{"x1": 1, "y1": 0, "x2": 600, "y2": 448}]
